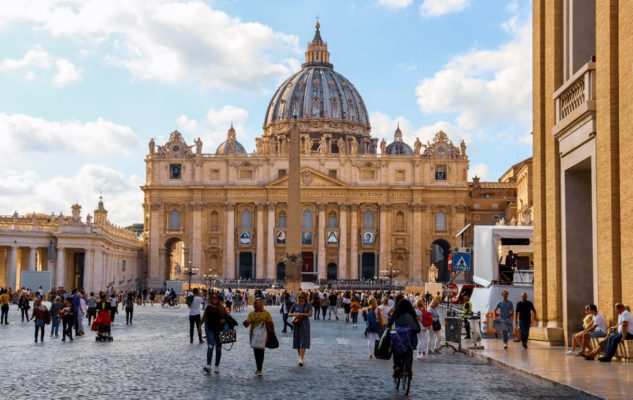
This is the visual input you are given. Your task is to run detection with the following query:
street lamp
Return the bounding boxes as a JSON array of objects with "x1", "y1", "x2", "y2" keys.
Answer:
[
  {"x1": 183, "y1": 260, "x2": 199, "y2": 291},
  {"x1": 203, "y1": 271, "x2": 218, "y2": 289},
  {"x1": 379, "y1": 261, "x2": 400, "y2": 290}
]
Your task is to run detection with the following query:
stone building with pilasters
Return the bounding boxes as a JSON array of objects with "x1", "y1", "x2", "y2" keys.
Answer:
[
  {"x1": 0, "y1": 199, "x2": 143, "y2": 293},
  {"x1": 142, "y1": 24, "x2": 470, "y2": 288}
]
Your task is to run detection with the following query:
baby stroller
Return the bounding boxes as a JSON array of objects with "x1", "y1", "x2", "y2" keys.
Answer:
[{"x1": 92, "y1": 309, "x2": 114, "y2": 342}]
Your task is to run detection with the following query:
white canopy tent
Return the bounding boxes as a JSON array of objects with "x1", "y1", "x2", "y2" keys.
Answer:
[{"x1": 473, "y1": 225, "x2": 533, "y2": 287}]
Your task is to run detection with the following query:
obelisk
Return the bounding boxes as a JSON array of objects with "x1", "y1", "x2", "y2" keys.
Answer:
[{"x1": 284, "y1": 111, "x2": 302, "y2": 294}]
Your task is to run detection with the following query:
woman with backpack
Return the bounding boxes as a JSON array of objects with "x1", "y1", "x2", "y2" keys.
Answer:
[
  {"x1": 30, "y1": 298, "x2": 50, "y2": 343},
  {"x1": 387, "y1": 299, "x2": 421, "y2": 378},
  {"x1": 364, "y1": 297, "x2": 382, "y2": 358},
  {"x1": 427, "y1": 299, "x2": 442, "y2": 354},
  {"x1": 415, "y1": 299, "x2": 431, "y2": 359}
]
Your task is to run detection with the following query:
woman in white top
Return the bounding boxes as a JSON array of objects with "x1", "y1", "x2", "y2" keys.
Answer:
[
  {"x1": 377, "y1": 297, "x2": 391, "y2": 328},
  {"x1": 427, "y1": 299, "x2": 442, "y2": 354}
]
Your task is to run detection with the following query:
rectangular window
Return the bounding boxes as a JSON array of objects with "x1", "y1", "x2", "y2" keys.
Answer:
[
  {"x1": 169, "y1": 164, "x2": 182, "y2": 179},
  {"x1": 278, "y1": 169, "x2": 287, "y2": 179},
  {"x1": 239, "y1": 169, "x2": 253, "y2": 179},
  {"x1": 122, "y1": 260, "x2": 126, "y2": 272},
  {"x1": 210, "y1": 169, "x2": 220, "y2": 180},
  {"x1": 434, "y1": 165, "x2": 447, "y2": 181},
  {"x1": 361, "y1": 169, "x2": 376, "y2": 180},
  {"x1": 395, "y1": 169, "x2": 406, "y2": 182},
  {"x1": 328, "y1": 169, "x2": 338, "y2": 179}
]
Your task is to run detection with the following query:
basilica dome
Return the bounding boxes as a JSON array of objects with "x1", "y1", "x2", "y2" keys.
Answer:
[
  {"x1": 263, "y1": 23, "x2": 371, "y2": 139},
  {"x1": 216, "y1": 124, "x2": 246, "y2": 155},
  {"x1": 385, "y1": 125, "x2": 413, "y2": 155}
]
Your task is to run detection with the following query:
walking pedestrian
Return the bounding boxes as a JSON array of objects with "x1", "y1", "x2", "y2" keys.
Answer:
[
  {"x1": 125, "y1": 292, "x2": 135, "y2": 325},
  {"x1": 462, "y1": 295, "x2": 473, "y2": 339},
  {"x1": 77, "y1": 292, "x2": 87, "y2": 335},
  {"x1": 427, "y1": 299, "x2": 442, "y2": 354},
  {"x1": 280, "y1": 292, "x2": 294, "y2": 333},
  {"x1": 415, "y1": 299, "x2": 431, "y2": 359},
  {"x1": 61, "y1": 298, "x2": 74, "y2": 342},
  {"x1": 201, "y1": 292, "x2": 227, "y2": 374},
  {"x1": 378, "y1": 297, "x2": 391, "y2": 327},
  {"x1": 188, "y1": 288, "x2": 204, "y2": 343},
  {"x1": 86, "y1": 292, "x2": 97, "y2": 325},
  {"x1": 493, "y1": 290, "x2": 514, "y2": 349},
  {"x1": 0, "y1": 289, "x2": 10, "y2": 324},
  {"x1": 327, "y1": 291, "x2": 338, "y2": 320},
  {"x1": 343, "y1": 291, "x2": 351, "y2": 323},
  {"x1": 514, "y1": 292, "x2": 537, "y2": 349},
  {"x1": 50, "y1": 296, "x2": 62, "y2": 338},
  {"x1": 149, "y1": 289, "x2": 155, "y2": 306},
  {"x1": 365, "y1": 297, "x2": 382, "y2": 358},
  {"x1": 350, "y1": 296, "x2": 360, "y2": 327},
  {"x1": 320, "y1": 295, "x2": 328, "y2": 321},
  {"x1": 30, "y1": 299, "x2": 50, "y2": 343},
  {"x1": 109, "y1": 294, "x2": 118, "y2": 322},
  {"x1": 19, "y1": 293, "x2": 30, "y2": 322},
  {"x1": 289, "y1": 291, "x2": 313, "y2": 366},
  {"x1": 311, "y1": 291, "x2": 321, "y2": 320},
  {"x1": 244, "y1": 298, "x2": 274, "y2": 376}
]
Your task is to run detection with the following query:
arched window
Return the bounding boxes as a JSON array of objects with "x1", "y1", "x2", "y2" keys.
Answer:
[
  {"x1": 241, "y1": 210, "x2": 252, "y2": 229},
  {"x1": 396, "y1": 211, "x2": 405, "y2": 231},
  {"x1": 328, "y1": 211, "x2": 337, "y2": 228},
  {"x1": 302, "y1": 210, "x2": 313, "y2": 229},
  {"x1": 435, "y1": 211, "x2": 447, "y2": 232},
  {"x1": 169, "y1": 210, "x2": 181, "y2": 229},
  {"x1": 364, "y1": 210, "x2": 374, "y2": 229},
  {"x1": 278, "y1": 211, "x2": 286, "y2": 228},
  {"x1": 210, "y1": 211, "x2": 219, "y2": 229}
]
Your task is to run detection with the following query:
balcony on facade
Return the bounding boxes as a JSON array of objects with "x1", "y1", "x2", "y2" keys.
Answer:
[{"x1": 553, "y1": 61, "x2": 596, "y2": 141}]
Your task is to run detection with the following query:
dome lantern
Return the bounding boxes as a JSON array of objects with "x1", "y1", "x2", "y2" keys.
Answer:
[{"x1": 303, "y1": 21, "x2": 332, "y2": 69}]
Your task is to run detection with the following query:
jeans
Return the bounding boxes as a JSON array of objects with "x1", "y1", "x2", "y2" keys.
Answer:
[
  {"x1": 189, "y1": 315, "x2": 201, "y2": 341},
  {"x1": 313, "y1": 305, "x2": 320, "y2": 320},
  {"x1": 254, "y1": 348, "x2": 265, "y2": 371},
  {"x1": 282, "y1": 313, "x2": 293, "y2": 332},
  {"x1": 602, "y1": 332, "x2": 633, "y2": 360},
  {"x1": 321, "y1": 306, "x2": 328, "y2": 318},
  {"x1": 51, "y1": 319, "x2": 60, "y2": 336},
  {"x1": 351, "y1": 312, "x2": 359, "y2": 325},
  {"x1": 205, "y1": 328, "x2": 222, "y2": 366},
  {"x1": 21, "y1": 308, "x2": 29, "y2": 322},
  {"x1": 518, "y1": 320, "x2": 531, "y2": 346},
  {"x1": 126, "y1": 307, "x2": 133, "y2": 324},
  {"x1": 502, "y1": 329, "x2": 509, "y2": 344},
  {"x1": 1, "y1": 305, "x2": 8, "y2": 324},
  {"x1": 87, "y1": 307, "x2": 96, "y2": 325},
  {"x1": 35, "y1": 324, "x2": 44, "y2": 341},
  {"x1": 62, "y1": 318, "x2": 73, "y2": 340}
]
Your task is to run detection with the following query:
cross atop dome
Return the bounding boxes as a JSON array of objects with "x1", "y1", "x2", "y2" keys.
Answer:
[{"x1": 303, "y1": 20, "x2": 332, "y2": 68}]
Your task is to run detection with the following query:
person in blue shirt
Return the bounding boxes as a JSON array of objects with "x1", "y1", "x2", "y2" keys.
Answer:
[{"x1": 493, "y1": 290, "x2": 514, "y2": 349}]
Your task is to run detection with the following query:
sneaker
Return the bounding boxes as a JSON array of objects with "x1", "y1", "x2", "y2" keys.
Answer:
[
  {"x1": 416, "y1": 354, "x2": 423, "y2": 360},
  {"x1": 565, "y1": 350, "x2": 575, "y2": 355},
  {"x1": 369, "y1": 354, "x2": 373, "y2": 359},
  {"x1": 255, "y1": 370, "x2": 263, "y2": 376},
  {"x1": 214, "y1": 366, "x2": 220, "y2": 374},
  {"x1": 203, "y1": 366, "x2": 212, "y2": 374},
  {"x1": 503, "y1": 344, "x2": 508, "y2": 349}
]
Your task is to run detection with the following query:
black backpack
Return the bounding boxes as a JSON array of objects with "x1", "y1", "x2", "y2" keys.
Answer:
[{"x1": 186, "y1": 294, "x2": 194, "y2": 307}]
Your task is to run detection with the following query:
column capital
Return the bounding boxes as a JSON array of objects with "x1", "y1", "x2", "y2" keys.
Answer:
[
  {"x1": 266, "y1": 202, "x2": 276, "y2": 211},
  {"x1": 378, "y1": 203, "x2": 391, "y2": 211},
  {"x1": 224, "y1": 202, "x2": 236, "y2": 211},
  {"x1": 190, "y1": 201, "x2": 205, "y2": 210},
  {"x1": 349, "y1": 204, "x2": 359, "y2": 211},
  {"x1": 317, "y1": 203, "x2": 327, "y2": 212},
  {"x1": 338, "y1": 204, "x2": 348, "y2": 212},
  {"x1": 150, "y1": 202, "x2": 162, "y2": 212}
]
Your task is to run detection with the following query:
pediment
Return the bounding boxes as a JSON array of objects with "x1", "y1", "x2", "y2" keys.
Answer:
[{"x1": 266, "y1": 167, "x2": 347, "y2": 188}]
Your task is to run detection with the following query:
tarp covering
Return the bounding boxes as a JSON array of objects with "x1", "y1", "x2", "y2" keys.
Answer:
[{"x1": 473, "y1": 225, "x2": 533, "y2": 287}]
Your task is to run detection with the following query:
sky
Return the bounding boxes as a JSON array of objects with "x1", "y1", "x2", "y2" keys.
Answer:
[{"x1": 0, "y1": 0, "x2": 533, "y2": 226}]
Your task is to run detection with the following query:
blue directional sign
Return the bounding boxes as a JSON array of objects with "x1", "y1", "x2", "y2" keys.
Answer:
[{"x1": 452, "y1": 252, "x2": 471, "y2": 272}]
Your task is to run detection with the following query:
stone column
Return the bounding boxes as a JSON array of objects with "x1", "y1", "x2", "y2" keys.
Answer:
[
  {"x1": 191, "y1": 202, "x2": 203, "y2": 273},
  {"x1": 338, "y1": 205, "x2": 348, "y2": 279},
  {"x1": 256, "y1": 204, "x2": 265, "y2": 279},
  {"x1": 225, "y1": 203, "x2": 235, "y2": 279},
  {"x1": 7, "y1": 246, "x2": 18, "y2": 290},
  {"x1": 28, "y1": 247, "x2": 37, "y2": 271},
  {"x1": 266, "y1": 203, "x2": 276, "y2": 279},
  {"x1": 148, "y1": 203, "x2": 162, "y2": 286},
  {"x1": 93, "y1": 248, "x2": 104, "y2": 291},
  {"x1": 379, "y1": 204, "x2": 390, "y2": 273},
  {"x1": 84, "y1": 249, "x2": 94, "y2": 292},
  {"x1": 56, "y1": 246, "x2": 66, "y2": 289},
  {"x1": 412, "y1": 206, "x2": 423, "y2": 281},
  {"x1": 349, "y1": 205, "x2": 359, "y2": 280},
  {"x1": 317, "y1": 204, "x2": 327, "y2": 281}
]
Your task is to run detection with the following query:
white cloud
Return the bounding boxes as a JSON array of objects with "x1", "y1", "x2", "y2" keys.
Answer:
[
  {"x1": 206, "y1": 105, "x2": 249, "y2": 127},
  {"x1": 416, "y1": 16, "x2": 531, "y2": 133},
  {"x1": 0, "y1": 113, "x2": 142, "y2": 156},
  {"x1": 0, "y1": 165, "x2": 143, "y2": 225},
  {"x1": 53, "y1": 59, "x2": 81, "y2": 87},
  {"x1": 0, "y1": 0, "x2": 300, "y2": 90},
  {"x1": 420, "y1": 0, "x2": 471, "y2": 17},
  {"x1": 469, "y1": 163, "x2": 490, "y2": 181},
  {"x1": 370, "y1": 111, "x2": 468, "y2": 152},
  {"x1": 375, "y1": 0, "x2": 414, "y2": 9},
  {"x1": 0, "y1": 45, "x2": 51, "y2": 72}
]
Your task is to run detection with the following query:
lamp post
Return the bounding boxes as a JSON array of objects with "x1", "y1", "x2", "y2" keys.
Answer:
[
  {"x1": 203, "y1": 271, "x2": 218, "y2": 289},
  {"x1": 183, "y1": 260, "x2": 199, "y2": 292}
]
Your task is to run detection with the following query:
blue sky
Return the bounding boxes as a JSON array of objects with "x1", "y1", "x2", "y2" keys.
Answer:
[{"x1": 0, "y1": 0, "x2": 532, "y2": 225}]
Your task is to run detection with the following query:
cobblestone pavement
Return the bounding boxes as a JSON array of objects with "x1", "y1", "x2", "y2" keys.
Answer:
[{"x1": 0, "y1": 303, "x2": 587, "y2": 400}]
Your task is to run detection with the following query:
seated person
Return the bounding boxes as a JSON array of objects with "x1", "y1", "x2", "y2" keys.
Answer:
[
  {"x1": 583, "y1": 303, "x2": 631, "y2": 362},
  {"x1": 567, "y1": 304, "x2": 607, "y2": 356}
]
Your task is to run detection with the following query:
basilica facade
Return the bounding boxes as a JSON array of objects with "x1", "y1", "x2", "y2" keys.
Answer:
[{"x1": 142, "y1": 24, "x2": 471, "y2": 287}]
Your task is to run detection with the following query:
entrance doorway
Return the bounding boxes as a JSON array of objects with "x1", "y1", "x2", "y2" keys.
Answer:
[
  {"x1": 301, "y1": 252, "x2": 314, "y2": 282},
  {"x1": 563, "y1": 158, "x2": 594, "y2": 335},
  {"x1": 276, "y1": 262, "x2": 285, "y2": 281},
  {"x1": 73, "y1": 252, "x2": 85, "y2": 289},
  {"x1": 165, "y1": 238, "x2": 185, "y2": 281},
  {"x1": 361, "y1": 253, "x2": 376, "y2": 280},
  {"x1": 238, "y1": 252, "x2": 254, "y2": 279},
  {"x1": 431, "y1": 239, "x2": 451, "y2": 282},
  {"x1": 327, "y1": 263, "x2": 337, "y2": 281}
]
